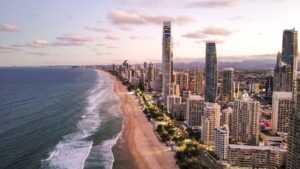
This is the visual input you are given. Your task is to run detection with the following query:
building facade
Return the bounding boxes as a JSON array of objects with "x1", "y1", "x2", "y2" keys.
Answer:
[
  {"x1": 222, "y1": 68, "x2": 235, "y2": 101},
  {"x1": 205, "y1": 42, "x2": 218, "y2": 103},
  {"x1": 231, "y1": 92, "x2": 260, "y2": 145},
  {"x1": 186, "y1": 95, "x2": 204, "y2": 127},
  {"x1": 272, "y1": 91, "x2": 292, "y2": 134},
  {"x1": 227, "y1": 145, "x2": 287, "y2": 168},
  {"x1": 214, "y1": 126, "x2": 229, "y2": 160},
  {"x1": 162, "y1": 21, "x2": 173, "y2": 104},
  {"x1": 201, "y1": 102, "x2": 221, "y2": 145},
  {"x1": 287, "y1": 77, "x2": 300, "y2": 169}
]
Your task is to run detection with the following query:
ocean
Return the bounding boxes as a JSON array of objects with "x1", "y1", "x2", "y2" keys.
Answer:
[{"x1": 0, "y1": 68, "x2": 122, "y2": 169}]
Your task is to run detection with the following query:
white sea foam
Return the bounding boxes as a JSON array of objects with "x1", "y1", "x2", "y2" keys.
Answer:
[{"x1": 42, "y1": 70, "x2": 110, "y2": 169}]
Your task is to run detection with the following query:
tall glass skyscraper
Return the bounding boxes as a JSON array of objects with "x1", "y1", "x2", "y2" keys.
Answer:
[
  {"x1": 205, "y1": 42, "x2": 218, "y2": 103},
  {"x1": 287, "y1": 29, "x2": 300, "y2": 169},
  {"x1": 162, "y1": 21, "x2": 173, "y2": 104}
]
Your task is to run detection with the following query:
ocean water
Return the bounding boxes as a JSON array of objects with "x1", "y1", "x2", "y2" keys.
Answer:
[{"x1": 0, "y1": 68, "x2": 122, "y2": 169}]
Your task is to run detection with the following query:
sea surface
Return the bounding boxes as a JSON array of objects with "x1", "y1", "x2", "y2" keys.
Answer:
[{"x1": 0, "y1": 67, "x2": 122, "y2": 169}]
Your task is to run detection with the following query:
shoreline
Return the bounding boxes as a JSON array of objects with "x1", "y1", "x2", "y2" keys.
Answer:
[{"x1": 104, "y1": 71, "x2": 178, "y2": 169}]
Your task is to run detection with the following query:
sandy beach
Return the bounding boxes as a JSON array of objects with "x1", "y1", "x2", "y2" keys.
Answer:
[{"x1": 108, "y1": 73, "x2": 178, "y2": 169}]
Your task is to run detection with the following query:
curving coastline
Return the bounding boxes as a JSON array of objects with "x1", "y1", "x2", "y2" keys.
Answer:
[{"x1": 106, "y1": 72, "x2": 179, "y2": 169}]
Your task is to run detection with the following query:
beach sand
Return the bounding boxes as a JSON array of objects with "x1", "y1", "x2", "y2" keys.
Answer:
[{"x1": 108, "y1": 73, "x2": 179, "y2": 169}]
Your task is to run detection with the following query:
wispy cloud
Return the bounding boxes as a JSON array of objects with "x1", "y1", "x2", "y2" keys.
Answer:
[
  {"x1": 183, "y1": 26, "x2": 233, "y2": 39},
  {"x1": 0, "y1": 24, "x2": 19, "y2": 32},
  {"x1": 186, "y1": 0, "x2": 239, "y2": 8},
  {"x1": 31, "y1": 40, "x2": 49, "y2": 48},
  {"x1": 55, "y1": 34, "x2": 93, "y2": 46},
  {"x1": 202, "y1": 26, "x2": 232, "y2": 36},
  {"x1": 108, "y1": 10, "x2": 194, "y2": 26},
  {"x1": 182, "y1": 31, "x2": 207, "y2": 39},
  {"x1": 0, "y1": 45, "x2": 22, "y2": 53},
  {"x1": 105, "y1": 35, "x2": 120, "y2": 41},
  {"x1": 84, "y1": 26, "x2": 110, "y2": 33},
  {"x1": 26, "y1": 51, "x2": 49, "y2": 56}
]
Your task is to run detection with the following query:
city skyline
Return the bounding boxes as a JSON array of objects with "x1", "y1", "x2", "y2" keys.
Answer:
[{"x1": 1, "y1": 0, "x2": 300, "y2": 66}]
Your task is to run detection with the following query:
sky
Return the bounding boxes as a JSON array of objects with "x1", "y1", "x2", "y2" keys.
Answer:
[{"x1": 0, "y1": 0, "x2": 299, "y2": 66}]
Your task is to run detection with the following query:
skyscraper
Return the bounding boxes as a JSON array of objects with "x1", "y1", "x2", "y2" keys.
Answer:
[
  {"x1": 222, "y1": 68, "x2": 235, "y2": 101},
  {"x1": 205, "y1": 42, "x2": 218, "y2": 103},
  {"x1": 231, "y1": 92, "x2": 260, "y2": 145},
  {"x1": 274, "y1": 29, "x2": 298, "y2": 92},
  {"x1": 282, "y1": 29, "x2": 298, "y2": 68},
  {"x1": 287, "y1": 77, "x2": 300, "y2": 169},
  {"x1": 201, "y1": 102, "x2": 221, "y2": 145},
  {"x1": 162, "y1": 21, "x2": 173, "y2": 104}
]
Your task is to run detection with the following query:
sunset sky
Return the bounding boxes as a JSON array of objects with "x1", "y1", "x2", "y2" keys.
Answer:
[{"x1": 0, "y1": 0, "x2": 299, "y2": 66}]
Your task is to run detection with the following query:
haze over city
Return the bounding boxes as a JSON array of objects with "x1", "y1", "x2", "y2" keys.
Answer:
[{"x1": 1, "y1": 0, "x2": 300, "y2": 66}]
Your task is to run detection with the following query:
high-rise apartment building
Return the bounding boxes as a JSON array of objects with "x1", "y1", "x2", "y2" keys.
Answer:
[
  {"x1": 214, "y1": 126, "x2": 229, "y2": 160},
  {"x1": 189, "y1": 70, "x2": 203, "y2": 95},
  {"x1": 186, "y1": 95, "x2": 204, "y2": 127},
  {"x1": 205, "y1": 42, "x2": 218, "y2": 102},
  {"x1": 167, "y1": 95, "x2": 182, "y2": 114},
  {"x1": 201, "y1": 102, "x2": 221, "y2": 145},
  {"x1": 162, "y1": 21, "x2": 173, "y2": 104},
  {"x1": 287, "y1": 77, "x2": 300, "y2": 169},
  {"x1": 174, "y1": 72, "x2": 189, "y2": 94},
  {"x1": 222, "y1": 68, "x2": 235, "y2": 101},
  {"x1": 272, "y1": 91, "x2": 292, "y2": 134},
  {"x1": 231, "y1": 92, "x2": 260, "y2": 145},
  {"x1": 274, "y1": 29, "x2": 298, "y2": 92},
  {"x1": 220, "y1": 107, "x2": 233, "y2": 128}
]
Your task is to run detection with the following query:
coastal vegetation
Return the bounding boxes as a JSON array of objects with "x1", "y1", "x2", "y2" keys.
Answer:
[{"x1": 135, "y1": 87, "x2": 217, "y2": 169}]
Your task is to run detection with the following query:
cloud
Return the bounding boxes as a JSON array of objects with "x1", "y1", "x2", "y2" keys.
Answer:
[
  {"x1": 56, "y1": 34, "x2": 93, "y2": 46},
  {"x1": 202, "y1": 26, "x2": 232, "y2": 36},
  {"x1": 84, "y1": 26, "x2": 110, "y2": 33},
  {"x1": 129, "y1": 35, "x2": 139, "y2": 40},
  {"x1": 26, "y1": 51, "x2": 49, "y2": 56},
  {"x1": 31, "y1": 40, "x2": 49, "y2": 48},
  {"x1": 0, "y1": 24, "x2": 19, "y2": 32},
  {"x1": 186, "y1": 0, "x2": 239, "y2": 8},
  {"x1": 183, "y1": 26, "x2": 232, "y2": 39},
  {"x1": 108, "y1": 10, "x2": 194, "y2": 26},
  {"x1": 96, "y1": 43, "x2": 106, "y2": 46},
  {"x1": 0, "y1": 45, "x2": 22, "y2": 53},
  {"x1": 105, "y1": 35, "x2": 120, "y2": 41},
  {"x1": 182, "y1": 31, "x2": 207, "y2": 39}
]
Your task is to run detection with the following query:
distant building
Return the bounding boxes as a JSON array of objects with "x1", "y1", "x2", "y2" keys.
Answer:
[
  {"x1": 231, "y1": 92, "x2": 260, "y2": 145},
  {"x1": 265, "y1": 75, "x2": 273, "y2": 98},
  {"x1": 272, "y1": 91, "x2": 292, "y2": 134},
  {"x1": 174, "y1": 72, "x2": 189, "y2": 95},
  {"x1": 274, "y1": 29, "x2": 298, "y2": 92},
  {"x1": 189, "y1": 70, "x2": 203, "y2": 95},
  {"x1": 182, "y1": 90, "x2": 191, "y2": 103},
  {"x1": 222, "y1": 68, "x2": 235, "y2": 101},
  {"x1": 205, "y1": 42, "x2": 218, "y2": 102},
  {"x1": 167, "y1": 95, "x2": 182, "y2": 114},
  {"x1": 287, "y1": 76, "x2": 300, "y2": 169},
  {"x1": 227, "y1": 144, "x2": 287, "y2": 168},
  {"x1": 220, "y1": 107, "x2": 233, "y2": 128},
  {"x1": 214, "y1": 126, "x2": 229, "y2": 160},
  {"x1": 186, "y1": 95, "x2": 204, "y2": 127},
  {"x1": 172, "y1": 103, "x2": 187, "y2": 121},
  {"x1": 162, "y1": 21, "x2": 173, "y2": 104},
  {"x1": 201, "y1": 102, "x2": 221, "y2": 145},
  {"x1": 285, "y1": 29, "x2": 299, "y2": 169}
]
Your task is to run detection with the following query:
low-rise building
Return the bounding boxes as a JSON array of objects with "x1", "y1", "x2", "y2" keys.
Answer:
[{"x1": 227, "y1": 144, "x2": 287, "y2": 168}]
